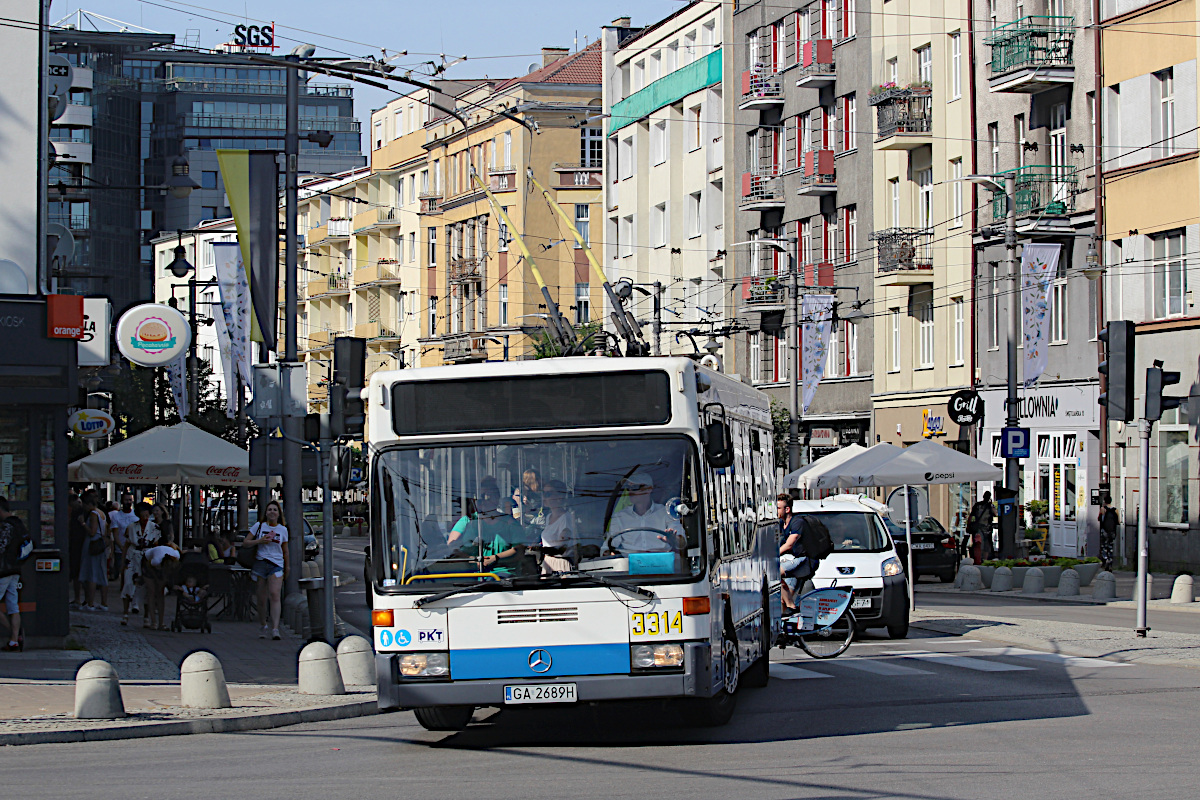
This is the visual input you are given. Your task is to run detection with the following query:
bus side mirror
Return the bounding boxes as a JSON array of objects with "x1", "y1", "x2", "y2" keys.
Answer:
[{"x1": 702, "y1": 403, "x2": 734, "y2": 468}]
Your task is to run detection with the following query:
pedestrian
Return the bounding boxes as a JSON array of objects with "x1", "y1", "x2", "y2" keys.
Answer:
[
  {"x1": 78, "y1": 494, "x2": 110, "y2": 611},
  {"x1": 142, "y1": 533, "x2": 179, "y2": 631},
  {"x1": 968, "y1": 492, "x2": 997, "y2": 562},
  {"x1": 108, "y1": 492, "x2": 137, "y2": 586},
  {"x1": 0, "y1": 497, "x2": 30, "y2": 651},
  {"x1": 68, "y1": 495, "x2": 86, "y2": 608},
  {"x1": 1099, "y1": 493, "x2": 1119, "y2": 571},
  {"x1": 120, "y1": 503, "x2": 159, "y2": 626},
  {"x1": 242, "y1": 499, "x2": 289, "y2": 640}
]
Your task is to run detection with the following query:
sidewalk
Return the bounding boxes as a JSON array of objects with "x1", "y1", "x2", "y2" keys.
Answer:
[
  {"x1": 920, "y1": 566, "x2": 1190, "y2": 605},
  {"x1": 0, "y1": 601, "x2": 377, "y2": 746}
]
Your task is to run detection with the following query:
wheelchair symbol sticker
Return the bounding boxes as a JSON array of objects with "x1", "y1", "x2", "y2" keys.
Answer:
[{"x1": 378, "y1": 629, "x2": 412, "y2": 648}]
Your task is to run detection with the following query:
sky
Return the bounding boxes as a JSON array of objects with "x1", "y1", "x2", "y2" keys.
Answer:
[{"x1": 52, "y1": 0, "x2": 686, "y2": 121}]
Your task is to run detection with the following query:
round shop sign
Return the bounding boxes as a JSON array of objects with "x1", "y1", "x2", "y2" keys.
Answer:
[
  {"x1": 68, "y1": 408, "x2": 115, "y2": 439},
  {"x1": 115, "y1": 304, "x2": 191, "y2": 367},
  {"x1": 947, "y1": 389, "x2": 985, "y2": 426}
]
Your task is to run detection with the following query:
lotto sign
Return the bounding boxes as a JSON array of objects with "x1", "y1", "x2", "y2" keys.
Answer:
[
  {"x1": 115, "y1": 304, "x2": 191, "y2": 366},
  {"x1": 68, "y1": 408, "x2": 115, "y2": 439}
]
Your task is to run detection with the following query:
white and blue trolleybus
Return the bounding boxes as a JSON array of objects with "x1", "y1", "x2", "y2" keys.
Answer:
[{"x1": 367, "y1": 356, "x2": 782, "y2": 730}]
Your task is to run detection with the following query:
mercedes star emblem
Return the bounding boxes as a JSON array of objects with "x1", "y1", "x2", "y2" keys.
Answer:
[{"x1": 527, "y1": 649, "x2": 552, "y2": 673}]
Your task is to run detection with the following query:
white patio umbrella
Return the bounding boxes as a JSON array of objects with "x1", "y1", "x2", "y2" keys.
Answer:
[
  {"x1": 867, "y1": 440, "x2": 1003, "y2": 487},
  {"x1": 782, "y1": 443, "x2": 867, "y2": 491},
  {"x1": 68, "y1": 422, "x2": 262, "y2": 486},
  {"x1": 804, "y1": 443, "x2": 905, "y2": 491}
]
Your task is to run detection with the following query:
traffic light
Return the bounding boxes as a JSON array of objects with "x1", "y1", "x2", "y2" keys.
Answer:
[
  {"x1": 1145, "y1": 360, "x2": 1184, "y2": 422},
  {"x1": 331, "y1": 337, "x2": 366, "y2": 438},
  {"x1": 1098, "y1": 321, "x2": 1136, "y2": 422}
]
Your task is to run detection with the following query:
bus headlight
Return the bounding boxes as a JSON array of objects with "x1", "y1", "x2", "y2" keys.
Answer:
[
  {"x1": 398, "y1": 652, "x2": 449, "y2": 678},
  {"x1": 882, "y1": 557, "x2": 903, "y2": 577},
  {"x1": 631, "y1": 643, "x2": 684, "y2": 669}
]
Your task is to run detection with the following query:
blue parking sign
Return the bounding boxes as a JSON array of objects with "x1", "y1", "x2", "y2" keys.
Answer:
[{"x1": 1001, "y1": 427, "x2": 1031, "y2": 459}]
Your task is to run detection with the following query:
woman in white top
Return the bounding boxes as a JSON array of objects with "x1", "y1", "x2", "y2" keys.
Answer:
[
  {"x1": 243, "y1": 499, "x2": 289, "y2": 640},
  {"x1": 539, "y1": 480, "x2": 576, "y2": 575},
  {"x1": 120, "y1": 503, "x2": 160, "y2": 626}
]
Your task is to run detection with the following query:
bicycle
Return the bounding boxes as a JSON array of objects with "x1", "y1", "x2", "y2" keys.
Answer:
[{"x1": 777, "y1": 581, "x2": 856, "y2": 659}]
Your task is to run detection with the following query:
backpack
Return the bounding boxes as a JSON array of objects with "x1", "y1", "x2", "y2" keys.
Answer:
[
  {"x1": 0, "y1": 516, "x2": 31, "y2": 574},
  {"x1": 797, "y1": 514, "x2": 834, "y2": 562}
]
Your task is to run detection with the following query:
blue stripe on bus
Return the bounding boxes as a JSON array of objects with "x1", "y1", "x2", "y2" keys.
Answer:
[{"x1": 450, "y1": 643, "x2": 630, "y2": 680}]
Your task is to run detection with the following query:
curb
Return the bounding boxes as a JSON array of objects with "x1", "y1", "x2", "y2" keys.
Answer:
[
  {"x1": 918, "y1": 587, "x2": 1116, "y2": 605},
  {"x1": 0, "y1": 699, "x2": 378, "y2": 747}
]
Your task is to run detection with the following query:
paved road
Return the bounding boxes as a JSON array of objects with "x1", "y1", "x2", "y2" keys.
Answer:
[
  {"x1": 915, "y1": 590, "x2": 1200, "y2": 635},
  {"x1": 331, "y1": 536, "x2": 370, "y2": 634},
  {"x1": 9, "y1": 630, "x2": 1200, "y2": 799}
]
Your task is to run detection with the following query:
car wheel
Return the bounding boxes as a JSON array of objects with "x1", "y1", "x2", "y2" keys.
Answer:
[
  {"x1": 939, "y1": 562, "x2": 959, "y2": 583},
  {"x1": 887, "y1": 611, "x2": 910, "y2": 639}
]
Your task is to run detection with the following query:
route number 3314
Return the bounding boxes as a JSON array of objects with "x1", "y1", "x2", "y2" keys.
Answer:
[{"x1": 631, "y1": 610, "x2": 683, "y2": 636}]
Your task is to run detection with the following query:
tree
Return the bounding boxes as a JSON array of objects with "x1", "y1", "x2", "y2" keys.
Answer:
[
  {"x1": 770, "y1": 397, "x2": 790, "y2": 470},
  {"x1": 531, "y1": 321, "x2": 610, "y2": 359}
]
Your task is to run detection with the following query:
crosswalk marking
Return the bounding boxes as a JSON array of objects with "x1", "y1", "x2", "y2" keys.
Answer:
[
  {"x1": 835, "y1": 658, "x2": 935, "y2": 677},
  {"x1": 770, "y1": 663, "x2": 833, "y2": 680},
  {"x1": 969, "y1": 647, "x2": 1128, "y2": 669},
  {"x1": 878, "y1": 650, "x2": 1034, "y2": 672}
]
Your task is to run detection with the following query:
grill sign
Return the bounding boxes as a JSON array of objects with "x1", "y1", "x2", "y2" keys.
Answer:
[{"x1": 947, "y1": 389, "x2": 984, "y2": 426}]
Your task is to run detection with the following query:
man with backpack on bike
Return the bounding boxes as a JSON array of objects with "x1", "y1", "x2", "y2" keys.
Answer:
[
  {"x1": 777, "y1": 493, "x2": 834, "y2": 612},
  {"x1": 0, "y1": 497, "x2": 31, "y2": 651}
]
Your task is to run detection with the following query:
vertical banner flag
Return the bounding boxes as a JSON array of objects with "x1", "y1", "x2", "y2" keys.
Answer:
[
  {"x1": 1021, "y1": 243, "x2": 1062, "y2": 387},
  {"x1": 216, "y1": 149, "x2": 279, "y2": 351},
  {"x1": 801, "y1": 294, "x2": 837, "y2": 414},
  {"x1": 165, "y1": 355, "x2": 190, "y2": 420},
  {"x1": 213, "y1": 242, "x2": 252, "y2": 417}
]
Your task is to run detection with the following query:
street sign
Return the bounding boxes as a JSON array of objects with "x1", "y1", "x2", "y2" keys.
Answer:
[
  {"x1": 251, "y1": 364, "x2": 282, "y2": 426},
  {"x1": 78, "y1": 297, "x2": 112, "y2": 367},
  {"x1": 947, "y1": 389, "x2": 984, "y2": 426},
  {"x1": 1000, "y1": 426, "x2": 1031, "y2": 459}
]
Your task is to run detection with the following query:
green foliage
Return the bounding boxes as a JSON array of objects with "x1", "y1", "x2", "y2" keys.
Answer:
[
  {"x1": 532, "y1": 322, "x2": 606, "y2": 359},
  {"x1": 1027, "y1": 499, "x2": 1050, "y2": 522},
  {"x1": 769, "y1": 398, "x2": 790, "y2": 470}
]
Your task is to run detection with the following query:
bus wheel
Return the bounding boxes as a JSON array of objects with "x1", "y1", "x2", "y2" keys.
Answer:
[
  {"x1": 685, "y1": 636, "x2": 740, "y2": 726},
  {"x1": 413, "y1": 705, "x2": 474, "y2": 732}
]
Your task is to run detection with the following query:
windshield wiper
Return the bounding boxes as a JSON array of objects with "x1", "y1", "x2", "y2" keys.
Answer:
[
  {"x1": 413, "y1": 578, "x2": 513, "y2": 608},
  {"x1": 550, "y1": 572, "x2": 657, "y2": 602}
]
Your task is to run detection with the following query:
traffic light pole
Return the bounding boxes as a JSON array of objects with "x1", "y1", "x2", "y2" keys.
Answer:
[
  {"x1": 1136, "y1": 418, "x2": 1150, "y2": 637},
  {"x1": 318, "y1": 432, "x2": 336, "y2": 644},
  {"x1": 282, "y1": 55, "x2": 303, "y2": 596},
  {"x1": 1003, "y1": 171, "x2": 1020, "y2": 559}
]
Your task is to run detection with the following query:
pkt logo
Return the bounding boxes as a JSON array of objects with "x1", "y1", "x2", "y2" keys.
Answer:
[{"x1": 418, "y1": 629, "x2": 444, "y2": 643}]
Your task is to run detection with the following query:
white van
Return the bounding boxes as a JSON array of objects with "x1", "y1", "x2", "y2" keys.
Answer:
[{"x1": 792, "y1": 495, "x2": 910, "y2": 638}]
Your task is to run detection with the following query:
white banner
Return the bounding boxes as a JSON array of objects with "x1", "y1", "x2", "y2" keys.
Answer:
[
  {"x1": 165, "y1": 355, "x2": 190, "y2": 420},
  {"x1": 801, "y1": 294, "x2": 836, "y2": 414},
  {"x1": 213, "y1": 242, "x2": 252, "y2": 417},
  {"x1": 1021, "y1": 243, "x2": 1062, "y2": 387}
]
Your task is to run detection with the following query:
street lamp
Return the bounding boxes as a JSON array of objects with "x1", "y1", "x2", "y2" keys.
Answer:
[{"x1": 50, "y1": 153, "x2": 201, "y2": 199}]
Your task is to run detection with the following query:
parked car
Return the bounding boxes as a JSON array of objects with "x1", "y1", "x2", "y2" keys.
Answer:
[
  {"x1": 885, "y1": 515, "x2": 960, "y2": 583},
  {"x1": 793, "y1": 496, "x2": 910, "y2": 639}
]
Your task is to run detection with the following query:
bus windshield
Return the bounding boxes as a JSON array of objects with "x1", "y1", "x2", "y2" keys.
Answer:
[{"x1": 374, "y1": 436, "x2": 703, "y2": 589}]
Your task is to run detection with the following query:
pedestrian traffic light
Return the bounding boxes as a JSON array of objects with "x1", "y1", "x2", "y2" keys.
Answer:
[
  {"x1": 331, "y1": 337, "x2": 366, "y2": 438},
  {"x1": 1145, "y1": 360, "x2": 1184, "y2": 422},
  {"x1": 1098, "y1": 320, "x2": 1136, "y2": 422}
]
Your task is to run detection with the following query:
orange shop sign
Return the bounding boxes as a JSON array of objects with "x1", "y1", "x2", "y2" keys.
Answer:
[{"x1": 46, "y1": 294, "x2": 84, "y2": 339}]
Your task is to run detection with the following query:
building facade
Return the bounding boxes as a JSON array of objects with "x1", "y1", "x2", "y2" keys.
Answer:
[{"x1": 730, "y1": 0, "x2": 876, "y2": 463}]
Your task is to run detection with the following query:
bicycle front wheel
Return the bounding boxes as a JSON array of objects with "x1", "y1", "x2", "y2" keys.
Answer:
[{"x1": 798, "y1": 610, "x2": 856, "y2": 659}]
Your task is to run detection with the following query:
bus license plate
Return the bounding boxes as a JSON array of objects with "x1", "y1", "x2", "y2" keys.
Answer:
[
  {"x1": 504, "y1": 683, "x2": 578, "y2": 705},
  {"x1": 851, "y1": 597, "x2": 871, "y2": 609}
]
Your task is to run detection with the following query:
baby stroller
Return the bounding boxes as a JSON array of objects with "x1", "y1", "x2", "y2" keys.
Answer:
[{"x1": 171, "y1": 552, "x2": 211, "y2": 633}]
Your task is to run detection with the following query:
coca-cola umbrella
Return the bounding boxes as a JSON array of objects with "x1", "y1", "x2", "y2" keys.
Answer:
[{"x1": 68, "y1": 422, "x2": 262, "y2": 486}]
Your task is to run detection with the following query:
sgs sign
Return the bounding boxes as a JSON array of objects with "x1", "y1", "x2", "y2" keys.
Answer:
[{"x1": 232, "y1": 23, "x2": 277, "y2": 50}]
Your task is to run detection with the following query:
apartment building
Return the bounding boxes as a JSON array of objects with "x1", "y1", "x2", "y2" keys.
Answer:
[
  {"x1": 730, "y1": 0, "x2": 876, "y2": 461},
  {"x1": 1099, "y1": 0, "x2": 1200, "y2": 570},
  {"x1": 601, "y1": 6, "x2": 733, "y2": 359},
  {"x1": 971, "y1": 1, "x2": 1103, "y2": 558},
  {"x1": 869, "y1": 0, "x2": 975, "y2": 527},
  {"x1": 418, "y1": 46, "x2": 604, "y2": 365}
]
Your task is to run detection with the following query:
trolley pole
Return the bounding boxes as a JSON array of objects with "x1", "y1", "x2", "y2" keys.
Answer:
[
  {"x1": 652, "y1": 281, "x2": 662, "y2": 356},
  {"x1": 282, "y1": 54, "x2": 303, "y2": 595},
  {"x1": 1002, "y1": 170, "x2": 1020, "y2": 559}
]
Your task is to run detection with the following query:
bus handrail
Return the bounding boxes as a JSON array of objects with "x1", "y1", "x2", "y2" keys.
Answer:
[{"x1": 404, "y1": 572, "x2": 501, "y2": 585}]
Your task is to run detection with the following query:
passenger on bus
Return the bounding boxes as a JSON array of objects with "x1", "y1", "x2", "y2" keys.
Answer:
[
  {"x1": 511, "y1": 468, "x2": 545, "y2": 525},
  {"x1": 446, "y1": 478, "x2": 528, "y2": 575},
  {"x1": 606, "y1": 473, "x2": 686, "y2": 553},
  {"x1": 538, "y1": 479, "x2": 576, "y2": 574}
]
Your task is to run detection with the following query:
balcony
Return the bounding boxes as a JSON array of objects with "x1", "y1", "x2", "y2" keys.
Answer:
[
  {"x1": 739, "y1": 172, "x2": 785, "y2": 210},
  {"x1": 488, "y1": 167, "x2": 518, "y2": 192},
  {"x1": 739, "y1": 275, "x2": 785, "y2": 309},
  {"x1": 987, "y1": 165, "x2": 1080, "y2": 226},
  {"x1": 306, "y1": 329, "x2": 334, "y2": 350},
  {"x1": 739, "y1": 68, "x2": 784, "y2": 110},
  {"x1": 442, "y1": 334, "x2": 489, "y2": 363},
  {"x1": 796, "y1": 150, "x2": 837, "y2": 196},
  {"x1": 326, "y1": 218, "x2": 351, "y2": 239},
  {"x1": 796, "y1": 40, "x2": 836, "y2": 88},
  {"x1": 305, "y1": 274, "x2": 350, "y2": 298},
  {"x1": 872, "y1": 228, "x2": 935, "y2": 285},
  {"x1": 419, "y1": 192, "x2": 442, "y2": 215},
  {"x1": 353, "y1": 262, "x2": 401, "y2": 287},
  {"x1": 871, "y1": 87, "x2": 933, "y2": 150},
  {"x1": 375, "y1": 206, "x2": 401, "y2": 226},
  {"x1": 449, "y1": 257, "x2": 483, "y2": 283},
  {"x1": 552, "y1": 162, "x2": 603, "y2": 188},
  {"x1": 354, "y1": 320, "x2": 400, "y2": 340},
  {"x1": 986, "y1": 16, "x2": 1075, "y2": 93}
]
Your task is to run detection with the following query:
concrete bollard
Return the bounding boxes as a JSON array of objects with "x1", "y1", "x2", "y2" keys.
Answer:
[
  {"x1": 1057, "y1": 569, "x2": 1081, "y2": 597},
  {"x1": 180, "y1": 651, "x2": 232, "y2": 709},
  {"x1": 1171, "y1": 574, "x2": 1195, "y2": 604},
  {"x1": 336, "y1": 635, "x2": 375, "y2": 688},
  {"x1": 74, "y1": 660, "x2": 125, "y2": 719},
  {"x1": 342, "y1": 526, "x2": 352, "y2": 538},
  {"x1": 1022, "y1": 567, "x2": 1045, "y2": 594},
  {"x1": 1092, "y1": 571, "x2": 1117, "y2": 601},
  {"x1": 299, "y1": 641, "x2": 346, "y2": 695},
  {"x1": 283, "y1": 593, "x2": 307, "y2": 633},
  {"x1": 959, "y1": 564, "x2": 983, "y2": 591},
  {"x1": 991, "y1": 566, "x2": 1013, "y2": 592}
]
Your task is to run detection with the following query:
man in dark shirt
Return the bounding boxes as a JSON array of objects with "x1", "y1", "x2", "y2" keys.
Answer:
[
  {"x1": 968, "y1": 492, "x2": 996, "y2": 561},
  {"x1": 777, "y1": 493, "x2": 810, "y2": 611},
  {"x1": 1099, "y1": 494, "x2": 1119, "y2": 571}
]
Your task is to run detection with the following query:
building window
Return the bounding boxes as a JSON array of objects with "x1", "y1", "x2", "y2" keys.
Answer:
[
  {"x1": 428, "y1": 297, "x2": 438, "y2": 336},
  {"x1": 1051, "y1": 276, "x2": 1068, "y2": 343},
  {"x1": 774, "y1": 334, "x2": 789, "y2": 382},
  {"x1": 687, "y1": 191, "x2": 702, "y2": 239},
  {"x1": 918, "y1": 295, "x2": 935, "y2": 368},
  {"x1": 652, "y1": 203, "x2": 666, "y2": 248},
  {"x1": 949, "y1": 33, "x2": 961, "y2": 99},
  {"x1": 950, "y1": 158, "x2": 963, "y2": 228},
  {"x1": 890, "y1": 308, "x2": 901, "y2": 372},
  {"x1": 1157, "y1": 68, "x2": 1176, "y2": 156},
  {"x1": 988, "y1": 0, "x2": 997, "y2": 31},
  {"x1": 571, "y1": 283, "x2": 589, "y2": 324},
  {"x1": 651, "y1": 120, "x2": 667, "y2": 166},
  {"x1": 581, "y1": 126, "x2": 603, "y2": 167},
  {"x1": 826, "y1": 325, "x2": 840, "y2": 378},
  {"x1": 915, "y1": 45, "x2": 932, "y2": 84},
  {"x1": 846, "y1": 322, "x2": 858, "y2": 375},
  {"x1": 822, "y1": 212, "x2": 838, "y2": 264},
  {"x1": 498, "y1": 210, "x2": 509, "y2": 252},
  {"x1": 889, "y1": 178, "x2": 900, "y2": 227},
  {"x1": 201, "y1": 170, "x2": 218, "y2": 190},
  {"x1": 989, "y1": 262, "x2": 1000, "y2": 349},
  {"x1": 887, "y1": 57, "x2": 898, "y2": 86},
  {"x1": 952, "y1": 297, "x2": 964, "y2": 365},
  {"x1": 574, "y1": 204, "x2": 589, "y2": 249},
  {"x1": 1157, "y1": 408, "x2": 1190, "y2": 526},
  {"x1": 632, "y1": 60, "x2": 645, "y2": 92},
  {"x1": 1153, "y1": 230, "x2": 1186, "y2": 318},
  {"x1": 689, "y1": 105, "x2": 702, "y2": 151},
  {"x1": 619, "y1": 216, "x2": 634, "y2": 258},
  {"x1": 844, "y1": 0, "x2": 856, "y2": 38},
  {"x1": 917, "y1": 168, "x2": 933, "y2": 232},
  {"x1": 1015, "y1": 114, "x2": 1027, "y2": 168},
  {"x1": 750, "y1": 333, "x2": 761, "y2": 383},
  {"x1": 989, "y1": 123, "x2": 999, "y2": 174},
  {"x1": 409, "y1": 232, "x2": 417, "y2": 262},
  {"x1": 497, "y1": 284, "x2": 509, "y2": 327},
  {"x1": 619, "y1": 136, "x2": 634, "y2": 180},
  {"x1": 843, "y1": 206, "x2": 857, "y2": 262},
  {"x1": 843, "y1": 94, "x2": 857, "y2": 151},
  {"x1": 427, "y1": 228, "x2": 437, "y2": 267}
]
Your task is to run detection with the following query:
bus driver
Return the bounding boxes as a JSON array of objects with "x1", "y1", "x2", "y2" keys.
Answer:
[{"x1": 607, "y1": 473, "x2": 686, "y2": 553}]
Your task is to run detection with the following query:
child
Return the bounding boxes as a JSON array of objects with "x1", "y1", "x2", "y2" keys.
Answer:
[{"x1": 180, "y1": 573, "x2": 207, "y2": 605}]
